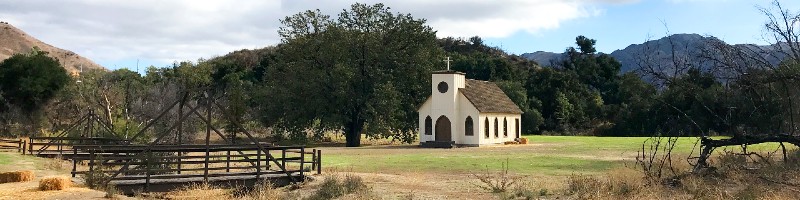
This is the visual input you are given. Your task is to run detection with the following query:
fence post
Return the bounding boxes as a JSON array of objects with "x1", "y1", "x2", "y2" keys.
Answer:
[
  {"x1": 21, "y1": 140, "x2": 26, "y2": 155},
  {"x1": 281, "y1": 149, "x2": 286, "y2": 172},
  {"x1": 146, "y1": 151, "x2": 151, "y2": 192},
  {"x1": 58, "y1": 139, "x2": 63, "y2": 157},
  {"x1": 17, "y1": 139, "x2": 21, "y2": 153},
  {"x1": 300, "y1": 148, "x2": 305, "y2": 178},
  {"x1": 72, "y1": 148, "x2": 78, "y2": 178},
  {"x1": 311, "y1": 149, "x2": 316, "y2": 173},
  {"x1": 256, "y1": 148, "x2": 261, "y2": 180},
  {"x1": 226, "y1": 150, "x2": 230, "y2": 173},
  {"x1": 317, "y1": 150, "x2": 322, "y2": 175},
  {"x1": 28, "y1": 138, "x2": 33, "y2": 155},
  {"x1": 89, "y1": 150, "x2": 95, "y2": 175}
]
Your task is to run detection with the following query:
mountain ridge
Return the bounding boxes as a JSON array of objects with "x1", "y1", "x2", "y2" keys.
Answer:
[
  {"x1": 521, "y1": 33, "x2": 783, "y2": 73},
  {"x1": 0, "y1": 22, "x2": 106, "y2": 74}
]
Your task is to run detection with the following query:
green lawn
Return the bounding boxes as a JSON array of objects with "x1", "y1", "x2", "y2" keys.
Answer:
[
  {"x1": 0, "y1": 152, "x2": 11, "y2": 165},
  {"x1": 318, "y1": 135, "x2": 791, "y2": 176}
]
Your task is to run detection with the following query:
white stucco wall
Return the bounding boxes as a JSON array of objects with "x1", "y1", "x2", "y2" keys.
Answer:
[
  {"x1": 456, "y1": 92, "x2": 480, "y2": 145},
  {"x1": 477, "y1": 113, "x2": 522, "y2": 145}
]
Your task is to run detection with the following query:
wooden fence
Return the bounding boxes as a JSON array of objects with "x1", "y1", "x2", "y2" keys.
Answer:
[
  {"x1": 27, "y1": 137, "x2": 124, "y2": 157},
  {"x1": 70, "y1": 144, "x2": 321, "y2": 191},
  {"x1": 0, "y1": 138, "x2": 23, "y2": 153}
]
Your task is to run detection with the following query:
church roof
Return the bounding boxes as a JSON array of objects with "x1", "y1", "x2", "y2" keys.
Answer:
[{"x1": 459, "y1": 79, "x2": 524, "y2": 114}]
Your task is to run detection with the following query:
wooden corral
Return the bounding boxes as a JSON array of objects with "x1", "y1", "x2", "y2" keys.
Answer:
[{"x1": 69, "y1": 144, "x2": 320, "y2": 194}]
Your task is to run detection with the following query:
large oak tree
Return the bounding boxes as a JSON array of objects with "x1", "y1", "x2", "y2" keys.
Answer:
[{"x1": 262, "y1": 3, "x2": 442, "y2": 147}]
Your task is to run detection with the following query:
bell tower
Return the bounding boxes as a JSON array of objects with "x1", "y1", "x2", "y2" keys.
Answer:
[{"x1": 429, "y1": 56, "x2": 465, "y2": 143}]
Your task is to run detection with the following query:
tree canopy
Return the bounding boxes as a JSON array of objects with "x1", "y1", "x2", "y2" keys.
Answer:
[
  {"x1": 260, "y1": 3, "x2": 442, "y2": 147},
  {"x1": 0, "y1": 48, "x2": 70, "y2": 135}
]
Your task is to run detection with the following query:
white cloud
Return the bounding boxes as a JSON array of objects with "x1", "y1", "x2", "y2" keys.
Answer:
[{"x1": 0, "y1": 0, "x2": 624, "y2": 68}]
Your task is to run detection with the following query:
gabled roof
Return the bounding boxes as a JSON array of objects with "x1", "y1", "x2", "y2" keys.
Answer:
[{"x1": 459, "y1": 79, "x2": 524, "y2": 114}]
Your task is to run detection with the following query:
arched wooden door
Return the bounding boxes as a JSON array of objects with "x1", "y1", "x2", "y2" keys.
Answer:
[{"x1": 435, "y1": 116, "x2": 452, "y2": 142}]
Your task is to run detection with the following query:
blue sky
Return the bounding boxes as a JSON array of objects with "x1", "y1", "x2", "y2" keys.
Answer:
[
  {"x1": 0, "y1": 0, "x2": 795, "y2": 73},
  {"x1": 485, "y1": 0, "x2": 795, "y2": 54}
]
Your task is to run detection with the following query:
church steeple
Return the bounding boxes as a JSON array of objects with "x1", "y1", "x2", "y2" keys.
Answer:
[{"x1": 431, "y1": 57, "x2": 466, "y2": 118}]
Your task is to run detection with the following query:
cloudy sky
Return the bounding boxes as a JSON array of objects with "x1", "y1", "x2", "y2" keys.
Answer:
[{"x1": 1, "y1": 0, "x2": 795, "y2": 71}]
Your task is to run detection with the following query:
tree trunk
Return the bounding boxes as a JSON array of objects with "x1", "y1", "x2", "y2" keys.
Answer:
[
  {"x1": 344, "y1": 120, "x2": 364, "y2": 147},
  {"x1": 103, "y1": 94, "x2": 113, "y2": 126}
]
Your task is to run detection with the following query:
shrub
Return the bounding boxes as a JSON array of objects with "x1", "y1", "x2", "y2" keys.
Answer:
[
  {"x1": 471, "y1": 159, "x2": 517, "y2": 193},
  {"x1": 82, "y1": 167, "x2": 110, "y2": 189},
  {"x1": 307, "y1": 174, "x2": 369, "y2": 200},
  {"x1": 104, "y1": 185, "x2": 121, "y2": 199},
  {"x1": 44, "y1": 155, "x2": 69, "y2": 171}
]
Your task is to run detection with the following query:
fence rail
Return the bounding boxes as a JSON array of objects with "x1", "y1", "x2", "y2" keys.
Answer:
[
  {"x1": 27, "y1": 137, "x2": 124, "y2": 157},
  {"x1": 0, "y1": 138, "x2": 23, "y2": 153}
]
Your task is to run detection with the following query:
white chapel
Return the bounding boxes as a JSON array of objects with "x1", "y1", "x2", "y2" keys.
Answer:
[{"x1": 417, "y1": 62, "x2": 523, "y2": 147}]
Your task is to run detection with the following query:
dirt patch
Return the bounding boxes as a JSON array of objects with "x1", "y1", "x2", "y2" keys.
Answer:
[{"x1": 313, "y1": 172, "x2": 496, "y2": 199}]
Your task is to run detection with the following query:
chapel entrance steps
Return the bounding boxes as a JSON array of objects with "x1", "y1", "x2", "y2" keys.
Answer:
[{"x1": 420, "y1": 141, "x2": 455, "y2": 148}]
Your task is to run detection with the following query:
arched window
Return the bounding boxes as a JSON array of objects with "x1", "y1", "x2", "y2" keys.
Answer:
[
  {"x1": 484, "y1": 118, "x2": 490, "y2": 138},
  {"x1": 424, "y1": 116, "x2": 432, "y2": 135},
  {"x1": 465, "y1": 116, "x2": 474, "y2": 136},
  {"x1": 503, "y1": 118, "x2": 508, "y2": 137},
  {"x1": 494, "y1": 118, "x2": 499, "y2": 138},
  {"x1": 516, "y1": 118, "x2": 520, "y2": 138}
]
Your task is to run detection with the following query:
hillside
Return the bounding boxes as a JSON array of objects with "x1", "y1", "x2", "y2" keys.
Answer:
[
  {"x1": 522, "y1": 33, "x2": 784, "y2": 74},
  {"x1": 0, "y1": 22, "x2": 105, "y2": 74}
]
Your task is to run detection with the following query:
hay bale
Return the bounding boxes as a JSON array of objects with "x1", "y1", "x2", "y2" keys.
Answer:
[
  {"x1": 519, "y1": 138, "x2": 529, "y2": 144},
  {"x1": 0, "y1": 170, "x2": 35, "y2": 183},
  {"x1": 39, "y1": 176, "x2": 71, "y2": 191},
  {"x1": 19, "y1": 170, "x2": 34, "y2": 181}
]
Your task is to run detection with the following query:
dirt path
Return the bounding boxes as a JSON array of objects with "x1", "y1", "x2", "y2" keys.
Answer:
[{"x1": 348, "y1": 172, "x2": 493, "y2": 199}]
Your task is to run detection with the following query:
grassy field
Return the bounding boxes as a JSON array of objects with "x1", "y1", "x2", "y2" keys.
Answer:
[{"x1": 320, "y1": 135, "x2": 790, "y2": 176}]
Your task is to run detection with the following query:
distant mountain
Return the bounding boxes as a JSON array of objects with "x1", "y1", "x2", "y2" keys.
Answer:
[
  {"x1": 520, "y1": 51, "x2": 564, "y2": 66},
  {"x1": 521, "y1": 33, "x2": 785, "y2": 75},
  {"x1": 0, "y1": 22, "x2": 105, "y2": 74}
]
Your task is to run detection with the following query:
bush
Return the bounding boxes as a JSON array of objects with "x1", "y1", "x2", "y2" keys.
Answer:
[
  {"x1": 82, "y1": 168, "x2": 110, "y2": 189},
  {"x1": 307, "y1": 174, "x2": 369, "y2": 200},
  {"x1": 471, "y1": 159, "x2": 517, "y2": 193}
]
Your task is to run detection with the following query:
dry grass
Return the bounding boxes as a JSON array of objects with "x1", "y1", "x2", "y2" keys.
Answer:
[
  {"x1": 167, "y1": 181, "x2": 289, "y2": 200},
  {"x1": 43, "y1": 155, "x2": 71, "y2": 171},
  {"x1": 0, "y1": 170, "x2": 35, "y2": 183},
  {"x1": 239, "y1": 181, "x2": 287, "y2": 200},
  {"x1": 526, "y1": 150, "x2": 800, "y2": 200},
  {"x1": 38, "y1": 176, "x2": 71, "y2": 191},
  {"x1": 167, "y1": 182, "x2": 230, "y2": 200}
]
